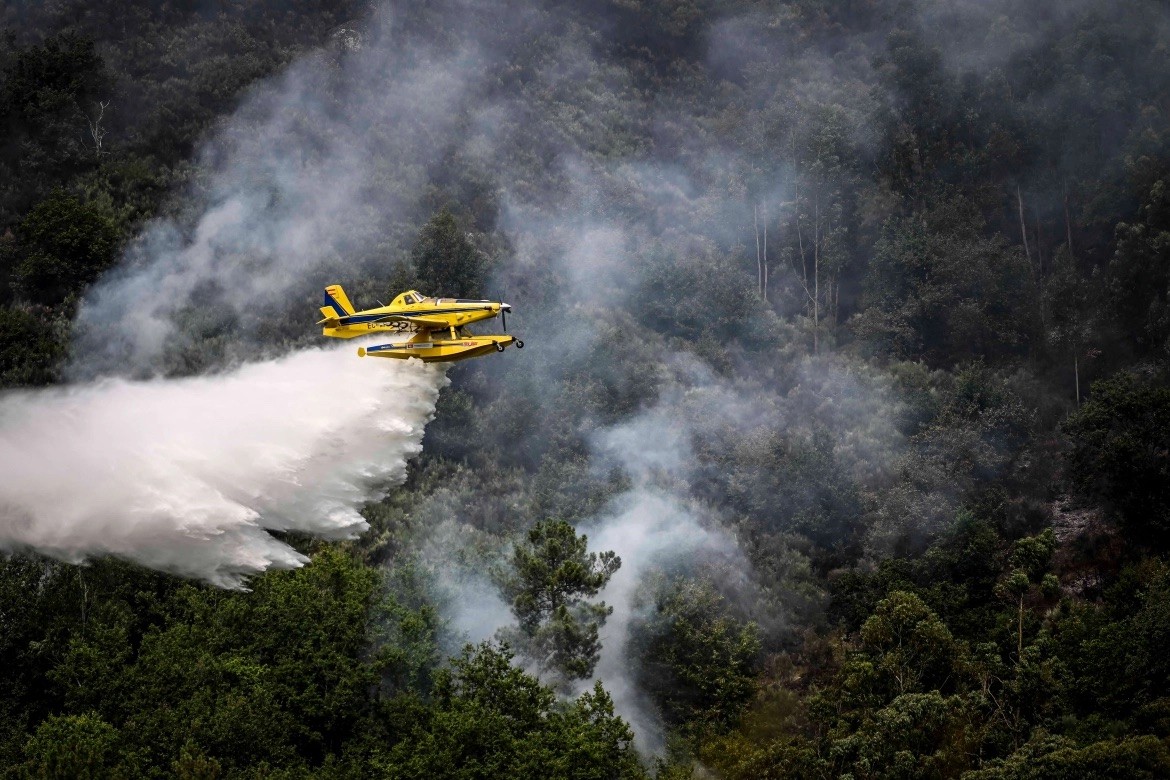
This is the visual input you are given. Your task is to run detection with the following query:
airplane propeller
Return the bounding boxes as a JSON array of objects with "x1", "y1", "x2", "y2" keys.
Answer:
[{"x1": 500, "y1": 302, "x2": 511, "y2": 332}]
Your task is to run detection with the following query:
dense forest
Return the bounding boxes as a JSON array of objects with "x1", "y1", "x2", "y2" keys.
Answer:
[{"x1": 2, "y1": 0, "x2": 1170, "y2": 777}]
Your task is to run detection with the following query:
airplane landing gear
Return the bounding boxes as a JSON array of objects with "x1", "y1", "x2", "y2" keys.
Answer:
[{"x1": 515, "y1": 340, "x2": 524, "y2": 349}]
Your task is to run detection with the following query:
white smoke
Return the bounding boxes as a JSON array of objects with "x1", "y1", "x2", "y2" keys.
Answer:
[
  {"x1": 0, "y1": 344, "x2": 444, "y2": 588},
  {"x1": 583, "y1": 491, "x2": 741, "y2": 755},
  {"x1": 70, "y1": 7, "x2": 481, "y2": 377},
  {"x1": 567, "y1": 368, "x2": 750, "y2": 753}
]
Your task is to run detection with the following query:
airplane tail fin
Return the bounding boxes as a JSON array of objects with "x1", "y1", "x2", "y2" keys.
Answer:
[{"x1": 320, "y1": 284, "x2": 357, "y2": 321}]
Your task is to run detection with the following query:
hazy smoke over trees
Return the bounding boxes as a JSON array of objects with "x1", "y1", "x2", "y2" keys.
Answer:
[{"x1": 3, "y1": 0, "x2": 1168, "y2": 765}]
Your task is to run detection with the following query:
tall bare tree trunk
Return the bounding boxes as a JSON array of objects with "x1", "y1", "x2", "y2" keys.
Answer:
[
  {"x1": 87, "y1": 100, "x2": 110, "y2": 156},
  {"x1": 797, "y1": 218, "x2": 808, "y2": 293},
  {"x1": 1075, "y1": 351, "x2": 1080, "y2": 408},
  {"x1": 763, "y1": 217, "x2": 768, "y2": 302},
  {"x1": 754, "y1": 204, "x2": 762, "y2": 296},
  {"x1": 1035, "y1": 210, "x2": 1044, "y2": 277},
  {"x1": 1017, "y1": 185, "x2": 1031, "y2": 269},
  {"x1": 793, "y1": 213, "x2": 816, "y2": 342},
  {"x1": 1035, "y1": 209, "x2": 1047, "y2": 328},
  {"x1": 78, "y1": 569, "x2": 87, "y2": 625},
  {"x1": 814, "y1": 194, "x2": 820, "y2": 355},
  {"x1": 1017, "y1": 594, "x2": 1025, "y2": 658}
]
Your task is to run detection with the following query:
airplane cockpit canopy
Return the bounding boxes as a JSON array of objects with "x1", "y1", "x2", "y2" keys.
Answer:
[{"x1": 395, "y1": 291, "x2": 427, "y2": 306}]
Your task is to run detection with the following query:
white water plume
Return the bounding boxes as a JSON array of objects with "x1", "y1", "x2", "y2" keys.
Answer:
[{"x1": 0, "y1": 344, "x2": 444, "y2": 588}]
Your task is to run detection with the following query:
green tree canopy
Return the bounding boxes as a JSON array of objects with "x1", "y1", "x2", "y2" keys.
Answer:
[
  {"x1": 0, "y1": 33, "x2": 111, "y2": 222},
  {"x1": 379, "y1": 642, "x2": 646, "y2": 780},
  {"x1": 1064, "y1": 371, "x2": 1170, "y2": 545},
  {"x1": 500, "y1": 520, "x2": 620, "y2": 682},
  {"x1": 0, "y1": 305, "x2": 65, "y2": 386},
  {"x1": 19, "y1": 712, "x2": 123, "y2": 780},
  {"x1": 412, "y1": 209, "x2": 485, "y2": 298},
  {"x1": 630, "y1": 576, "x2": 761, "y2": 735},
  {"x1": 1110, "y1": 178, "x2": 1170, "y2": 357},
  {"x1": 12, "y1": 192, "x2": 119, "y2": 304},
  {"x1": 854, "y1": 196, "x2": 1037, "y2": 365}
]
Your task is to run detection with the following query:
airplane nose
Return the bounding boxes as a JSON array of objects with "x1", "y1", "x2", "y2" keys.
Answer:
[{"x1": 501, "y1": 303, "x2": 512, "y2": 312}]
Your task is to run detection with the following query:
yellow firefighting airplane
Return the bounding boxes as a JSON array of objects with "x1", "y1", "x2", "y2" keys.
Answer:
[{"x1": 317, "y1": 285, "x2": 523, "y2": 362}]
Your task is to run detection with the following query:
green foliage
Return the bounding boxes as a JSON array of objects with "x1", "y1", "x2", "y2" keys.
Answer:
[
  {"x1": 1012, "y1": 530, "x2": 1057, "y2": 581},
  {"x1": 798, "y1": 528, "x2": 1170, "y2": 777},
  {"x1": 855, "y1": 196, "x2": 1037, "y2": 365},
  {"x1": 630, "y1": 577, "x2": 760, "y2": 736},
  {"x1": 829, "y1": 691, "x2": 975, "y2": 779},
  {"x1": 411, "y1": 209, "x2": 485, "y2": 298},
  {"x1": 832, "y1": 511, "x2": 1006, "y2": 640},
  {"x1": 0, "y1": 549, "x2": 386, "y2": 775},
  {"x1": 0, "y1": 306, "x2": 65, "y2": 386},
  {"x1": 1047, "y1": 561, "x2": 1170, "y2": 731},
  {"x1": 19, "y1": 712, "x2": 123, "y2": 780},
  {"x1": 698, "y1": 421, "x2": 863, "y2": 561},
  {"x1": 377, "y1": 642, "x2": 646, "y2": 780},
  {"x1": 500, "y1": 520, "x2": 620, "y2": 682},
  {"x1": 1064, "y1": 372, "x2": 1170, "y2": 545},
  {"x1": 636, "y1": 244, "x2": 782, "y2": 351},
  {"x1": 12, "y1": 192, "x2": 120, "y2": 304},
  {"x1": 856, "y1": 591, "x2": 965, "y2": 698},
  {"x1": 0, "y1": 544, "x2": 652, "y2": 776},
  {"x1": 874, "y1": 29, "x2": 966, "y2": 195},
  {"x1": 1, "y1": 33, "x2": 109, "y2": 120},
  {"x1": 993, "y1": 530, "x2": 1059, "y2": 659},
  {"x1": 965, "y1": 734, "x2": 1170, "y2": 780},
  {"x1": 0, "y1": 33, "x2": 110, "y2": 222},
  {"x1": 1110, "y1": 178, "x2": 1170, "y2": 356},
  {"x1": 867, "y1": 365, "x2": 1035, "y2": 554},
  {"x1": 804, "y1": 592, "x2": 979, "y2": 778},
  {"x1": 370, "y1": 563, "x2": 445, "y2": 696},
  {"x1": 171, "y1": 741, "x2": 222, "y2": 780}
]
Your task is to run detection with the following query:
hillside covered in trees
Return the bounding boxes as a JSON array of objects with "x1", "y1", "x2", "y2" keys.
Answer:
[{"x1": 2, "y1": 0, "x2": 1170, "y2": 777}]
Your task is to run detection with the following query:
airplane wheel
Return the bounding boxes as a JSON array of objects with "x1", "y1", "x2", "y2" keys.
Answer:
[
  {"x1": 495, "y1": 342, "x2": 505, "y2": 352},
  {"x1": 515, "y1": 340, "x2": 524, "y2": 349}
]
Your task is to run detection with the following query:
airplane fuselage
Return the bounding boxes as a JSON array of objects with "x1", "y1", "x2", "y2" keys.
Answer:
[{"x1": 321, "y1": 298, "x2": 505, "y2": 340}]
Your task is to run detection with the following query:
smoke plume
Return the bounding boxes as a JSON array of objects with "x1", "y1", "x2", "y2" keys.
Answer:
[
  {"x1": 584, "y1": 491, "x2": 743, "y2": 755},
  {"x1": 0, "y1": 345, "x2": 443, "y2": 588},
  {"x1": 68, "y1": 5, "x2": 480, "y2": 378}
]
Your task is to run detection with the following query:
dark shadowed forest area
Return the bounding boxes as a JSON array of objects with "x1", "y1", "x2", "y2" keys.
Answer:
[{"x1": 2, "y1": 0, "x2": 1170, "y2": 777}]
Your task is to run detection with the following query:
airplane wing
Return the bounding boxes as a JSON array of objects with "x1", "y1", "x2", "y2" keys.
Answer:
[{"x1": 317, "y1": 305, "x2": 342, "y2": 327}]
